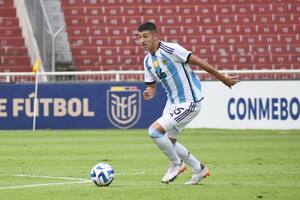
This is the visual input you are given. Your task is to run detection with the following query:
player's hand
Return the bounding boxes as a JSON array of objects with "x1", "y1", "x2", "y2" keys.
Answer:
[
  {"x1": 143, "y1": 88, "x2": 154, "y2": 100},
  {"x1": 222, "y1": 75, "x2": 240, "y2": 89}
]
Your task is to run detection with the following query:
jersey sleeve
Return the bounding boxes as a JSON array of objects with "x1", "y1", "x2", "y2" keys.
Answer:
[
  {"x1": 144, "y1": 56, "x2": 156, "y2": 84},
  {"x1": 172, "y1": 43, "x2": 192, "y2": 63}
]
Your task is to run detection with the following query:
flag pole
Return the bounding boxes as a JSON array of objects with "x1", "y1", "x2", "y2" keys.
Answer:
[{"x1": 32, "y1": 59, "x2": 40, "y2": 131}]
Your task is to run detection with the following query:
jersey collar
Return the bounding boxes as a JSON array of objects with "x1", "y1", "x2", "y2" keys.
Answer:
[{"x1": 150, "y1": 41, "x2": 161, "y2": 56}]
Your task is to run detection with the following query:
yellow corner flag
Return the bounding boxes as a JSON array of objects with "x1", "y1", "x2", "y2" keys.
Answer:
[{"x1": 33, "y1": 59, "x2": 40, "y2": 74}]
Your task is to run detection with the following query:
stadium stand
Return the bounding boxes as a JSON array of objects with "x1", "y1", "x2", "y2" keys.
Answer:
[
  {"x1": 0, "y1": 0, "x2": 31, "y2": 72},
  {"x1": 60, "y1": 0, "x2": 300, "y2": 80},
  {"x1": 1, "y1": 0, "x2": 299, "y2": 80}
]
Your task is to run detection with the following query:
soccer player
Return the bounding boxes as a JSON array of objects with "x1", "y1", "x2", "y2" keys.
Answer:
[{"x1": 138, "y1": 22, "x2": 239, "y2": 185}]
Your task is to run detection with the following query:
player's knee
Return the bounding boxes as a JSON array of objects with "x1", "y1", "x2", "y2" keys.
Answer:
[{"x1": 148, "y1": 127, "x2": 164, "y2": 138}]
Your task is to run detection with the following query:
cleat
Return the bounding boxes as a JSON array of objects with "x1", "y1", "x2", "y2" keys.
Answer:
[
  {"x1": 161, "y1": 161, "x2": 187, "y2": 184},
  {"x1": 184, "y1": 165, "x2": 210, "y2": 185}
]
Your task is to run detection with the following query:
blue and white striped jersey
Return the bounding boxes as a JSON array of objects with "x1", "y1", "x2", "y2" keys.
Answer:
[{"x1": 144, "y1": 41, "x2": 203, "y2": 104}]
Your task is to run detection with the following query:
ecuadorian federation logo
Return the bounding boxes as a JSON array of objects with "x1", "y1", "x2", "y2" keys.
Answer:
[{"x1": 107, "y1": 86, "x2": 141, "y2": 129}]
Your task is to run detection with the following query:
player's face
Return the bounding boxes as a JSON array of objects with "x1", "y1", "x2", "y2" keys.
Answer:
[{"x1": 138, "y1": 31, "x2": 157, "y2": 52}]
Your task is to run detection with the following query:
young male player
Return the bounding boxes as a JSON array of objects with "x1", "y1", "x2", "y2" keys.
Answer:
[{"x1": 138, "y1": 22, "x2": 239, "y2": 185}]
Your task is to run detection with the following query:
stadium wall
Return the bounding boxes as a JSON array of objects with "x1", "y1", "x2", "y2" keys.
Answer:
[{"x1": 0, "y1": 81, "x2": 299, "y2": 130}]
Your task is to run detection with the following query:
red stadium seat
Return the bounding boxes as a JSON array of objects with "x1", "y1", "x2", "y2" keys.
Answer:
[
  {"x1": 272, "y1": 4, "x2": 289, "y2": 14},
  {"x1": 0, "y1": 37, "x2": 25, "y2": 46},
  {"x1": 201, "y1": 26, "x2": 220, "y2": 35},
  {"x1": 0, "y1": 17, "x2": 19, "y2": 26},
  {"x1": 217, "y1": 15, "x2": 235, "y2": 25},
  {"x1": 250, "y1": 45, "x2": 269, "y2": 54},
  {"x1": 214, "y1": 5, "x2": 233, "y2": 14},
  {"x1": 233, "y1": 4, "x2": 252, "y2": 14},
  {"x1": 0, "y1": 47, "x2": 28, "y2": 56},
  {"x1": 222, "y1": 35, "x2": 240, "y2": 45},
  {"x1": 61, "y1": 0, "x2": 142, "y2": 7},
  {"x1": 0, "y1": 2, "x2": 31, "y2": 72},
  {"x1": 121, "y1": 65, "x2": 143, "y2": 70},
  {"x1": 195, "y1": 5, "x2": 214, "y2": 15},
  {"x1": 252, "y1": 4, "x2": 272, "y2": 14},
  {"x1": 0, "y1": 0, "x2": 14, "y2": 6},
  {"x1": 290, "y1": 44, "x2": 300, "y2": 54},
  {"x1": 100, "y1": 65, "x2": 122, "y2": 71},
  {"x1": 124, "y1": 16, "x2": 143, "y2": 26},
  {"x1": 0, "y1": 7, "x2": 16, "y2": 17},
  {"x1": 0, "y1": 27, "x2": 22, "y2": 37},
  {"x1": 281, "y1": 34, "x2": 300, "y2": 44},
  {"x1": 61, "y1": 0, "x2": 300, "y2": 80},
  {"x1": 0, "y1": 66, "x2": 32, "y2": 73},
  {"x1": 193, "y1": 45, "x2": 215, "y2": 55},
  {"x1": 0, "y1": 56, "x2": 30, "y2": 66}
]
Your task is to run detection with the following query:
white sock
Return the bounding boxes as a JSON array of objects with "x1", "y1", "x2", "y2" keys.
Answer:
[
  {"x1": 149, "y1": 128, "x2": 181, "y2": 165},
  {"x1": 174, "y1": 142, "x2": 201, "y2": 171}
]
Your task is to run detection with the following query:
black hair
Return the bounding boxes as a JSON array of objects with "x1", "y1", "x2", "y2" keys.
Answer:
[{"x1": 138, "y1": 21, "x2": 157, "y2": 32}]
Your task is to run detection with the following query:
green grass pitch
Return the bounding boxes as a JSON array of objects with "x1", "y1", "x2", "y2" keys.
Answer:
[{"x1": 0, "y1": 129, "x2": 299, "y2": 200}]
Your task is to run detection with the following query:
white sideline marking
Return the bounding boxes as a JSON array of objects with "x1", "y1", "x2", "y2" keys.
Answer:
[
  {"x1": 14, "y1": 174, "x2": 88, "y2": 181},
  {"x1": 12, "y1": 173, "x2": 146, "y2": 179},
  {"x1": 0, "y1": 174, "x2": 91, "y2": 190},
  {"x1": 0, "y1": 180, "x2": 91, "y2": 190}
]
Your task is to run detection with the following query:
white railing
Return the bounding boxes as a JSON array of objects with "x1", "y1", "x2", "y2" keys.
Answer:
[{"x1": 1, "y1": 69, "x2": 300, "y2": 83}]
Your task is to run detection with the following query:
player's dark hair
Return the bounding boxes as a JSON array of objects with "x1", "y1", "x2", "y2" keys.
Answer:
[{"x1": 138, "y1": 22, "x2": 157, "y2": 32}]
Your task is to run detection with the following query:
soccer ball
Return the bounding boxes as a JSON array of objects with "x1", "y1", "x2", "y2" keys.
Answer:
[{"x1": 90, "y1": 162, "x2": 115, "y2": 187}]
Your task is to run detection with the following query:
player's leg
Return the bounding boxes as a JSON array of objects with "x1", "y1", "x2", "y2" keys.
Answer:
[
  {"x1": 148, "y1": 122, "x2": 186, "y2": 184},
  {"x1": 148, "y1": 122, "x2": 181, "y2": 166},
  {"x1": 174, "y1": 140, "x2": 210, "y2": 185},
  {"x1": 167, "y1": 129, "x2": 201, "y2": 171},
  {"x1": 166, "y1": 101, "x2": 210, "y2": 185},
  {"x1": 148, "y1": 101, "x2": 189, "y2": 183}
]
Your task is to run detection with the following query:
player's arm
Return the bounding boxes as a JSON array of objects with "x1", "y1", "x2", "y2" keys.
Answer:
[
  {"x1": 143, "y1": 83, "x2": 156, "y2": 100},
  {"x1": 188, "y1": 54, "x2": 239, "y2": 88}
]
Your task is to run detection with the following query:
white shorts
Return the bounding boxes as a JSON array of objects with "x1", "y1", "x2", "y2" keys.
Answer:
[{"x1": 156, "y1": 101, "x2": 202, "y2": 139}]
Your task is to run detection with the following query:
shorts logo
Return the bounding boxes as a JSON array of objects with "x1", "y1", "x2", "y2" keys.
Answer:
[{"x1": 107, "y1": 86, "x2": 141, "y2": 129}]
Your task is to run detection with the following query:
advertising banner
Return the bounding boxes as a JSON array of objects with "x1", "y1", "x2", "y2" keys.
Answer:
[
  {"x1": 0, "y1": 81, "x2": 299, "y2": 130},
  {"x1": 188, "y1": 81, "x2": 300, "y2": 129},
  {"x1": 0, "y1": 83, "x2": 165, "y2": 129}
]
